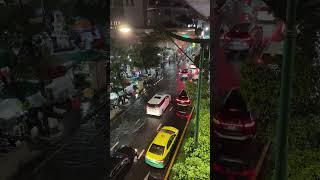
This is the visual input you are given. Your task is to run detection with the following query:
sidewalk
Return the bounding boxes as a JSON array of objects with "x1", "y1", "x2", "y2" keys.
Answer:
[{"x1": 0, "y1": 142, "x2": 43, "y2": 180}]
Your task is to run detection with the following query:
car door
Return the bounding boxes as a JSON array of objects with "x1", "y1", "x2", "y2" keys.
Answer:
[{"x1": 164, "y1": 135, "x2": 174, "y2": 163}]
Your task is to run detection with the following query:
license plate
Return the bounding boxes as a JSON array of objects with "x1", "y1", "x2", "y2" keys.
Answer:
[{"x1": 226, "y1": 125, "x2": 237, "y2": 130}]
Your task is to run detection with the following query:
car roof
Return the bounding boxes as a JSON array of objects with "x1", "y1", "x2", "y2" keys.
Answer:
[
  {"x1": 153, "y1": 126, "x2": 178, "y2": 146},
  {"x1": 148, "y1": 94, "x2": 167, "y2": 104}
]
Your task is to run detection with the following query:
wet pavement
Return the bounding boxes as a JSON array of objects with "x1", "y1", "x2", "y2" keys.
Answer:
[
  {"x1": 17, "y1": 95, "x2": 108, "y2": 180},
  {"x1": 110, "y1": 62, "x2": 191, "y2": 180}
]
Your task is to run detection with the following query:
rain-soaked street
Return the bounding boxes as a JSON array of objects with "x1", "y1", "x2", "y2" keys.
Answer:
[
  {"x1": 110, "y1": 62, "x2": 190, "y2": 180},
  {"x1": 22, "y1": 97, "x2": 108, "y2": 180}
]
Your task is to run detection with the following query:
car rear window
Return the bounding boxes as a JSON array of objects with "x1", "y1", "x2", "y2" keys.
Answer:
[
  {"x1": 224, "y1": 90, "x2": 247, "y2": 112},
  {"x1": 161, "y1": 129, "x2": 175, "y2": 135},
  {"x1": 154, "y1": 96, "x2": 161, "y2": 99},
  {"x1": 149, "y1": 144, "x2": 165, "y2": 155},
  {"x1": 232, "y1": 23, "x2": 250, "y2": 33},
  {"x1": 176, "y1": 105, "x2": 191, "y2": 112}
]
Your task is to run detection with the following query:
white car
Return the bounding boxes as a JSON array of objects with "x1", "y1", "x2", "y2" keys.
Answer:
[
  {"x1": 189, "y1": 64, "x2": 199, "y2": 80},
  {"x1": 146, "y1": 94, "x2": 171, "y2": 116}
]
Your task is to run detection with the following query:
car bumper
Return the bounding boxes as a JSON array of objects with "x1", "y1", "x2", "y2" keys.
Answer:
[
  {"x1": 214, "y1": 130, "x2": 254, "y2": 141},
  {"x1": 146, "y1": 109, "x2": 162, "y2": 116},
  {"x1": 145, "y1": 157, "x2": 165, "y2": 169}
]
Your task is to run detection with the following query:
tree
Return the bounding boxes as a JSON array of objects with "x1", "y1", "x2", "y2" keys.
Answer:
[
  {"x1": 131, "y1": 32, "x2": 168, "y2": 72},
  {"x1": 262, "y1": 0, "x2": 320, "y2": 64}
]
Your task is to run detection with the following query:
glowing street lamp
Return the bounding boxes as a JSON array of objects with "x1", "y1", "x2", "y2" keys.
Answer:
[{"x1": 119, "y1": 25, "x2": 131, "y2": 33}]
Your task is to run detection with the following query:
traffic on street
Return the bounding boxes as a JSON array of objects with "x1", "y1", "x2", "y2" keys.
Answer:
[{"x1": 110, "y1": 61, "x2": 195, "y2": 180}]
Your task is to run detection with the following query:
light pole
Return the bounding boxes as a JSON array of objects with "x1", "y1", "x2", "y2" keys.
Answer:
[
  {"x1": 275, "y1": 0, "x2": 298, "y2": 179},
  {"x1": 194, "y1": 43, "x2": 205, "y2": 148}
]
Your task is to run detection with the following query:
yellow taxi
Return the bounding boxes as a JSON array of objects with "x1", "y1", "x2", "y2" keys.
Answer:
[{"x1": 145, "y1": 126, "x2": 179, "y2": 168}]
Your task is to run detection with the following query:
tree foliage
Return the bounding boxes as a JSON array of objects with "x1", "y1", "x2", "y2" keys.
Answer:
[{"x1": 241, "y1": 52, "x2": 320, "y2": 178}]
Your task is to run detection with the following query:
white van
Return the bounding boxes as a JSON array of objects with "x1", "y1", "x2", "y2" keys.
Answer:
[{"x1": 146, "y1": 94, "x2": 171, "y2": 116}]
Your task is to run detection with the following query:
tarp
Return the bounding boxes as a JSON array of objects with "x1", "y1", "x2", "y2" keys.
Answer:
[
  {"x1": 26, "y1": 91, "x2": 46, "y2": 108},
  {"x1": 46, "y1": 76, "x2": 75, "y2": 101},
  {"x1": 0, "y1": 98, "x2": 24, "y2": 120}
]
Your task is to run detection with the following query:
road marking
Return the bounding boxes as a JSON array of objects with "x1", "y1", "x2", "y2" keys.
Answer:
[
  {"x1": 157, "y1": 123, "x2": 162, "y2": 131},
  {"x1": 138, "y1": 149, "x2": 145, "y2": 159},
  {"x1": 169, "y1": 106, "x2": 173, "y2": 112},
  {"x1": 164, "y1": 107, "x2": 194, "y2": 180},
  {"x1": 135, "y1": 118, "x2": 141, "y2": 125},
  {"x1": 144, "y1": 172, "x2": 150, "y2": 180},
  {"x1": 110, "y1": 142, "x2": 119, "y2": 151}
]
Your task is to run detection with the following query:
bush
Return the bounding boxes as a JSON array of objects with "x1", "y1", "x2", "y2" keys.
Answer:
[
  {"x1": 241, "y1": 54, "x2": 320, "y2": 178},
  {"x1": 171, "y1": 87, "x2": 210, "y2": 179}
]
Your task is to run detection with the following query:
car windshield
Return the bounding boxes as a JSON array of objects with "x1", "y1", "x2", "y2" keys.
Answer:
[
  {"x1": 179, "y1": 90, "x2": 188, "y2": 97},
  {"x1": 149, "y1": 144, "x2": 164, "y2": 155},
  {"x1": 231, "y1": 23, "x2": 250, "y2": 33},
  {"x1": 154, "y1": 96, "x2": 161, "y2": 99},
  {"x1": 224, "y1": 90, "x2": 247, "y2": 112}
]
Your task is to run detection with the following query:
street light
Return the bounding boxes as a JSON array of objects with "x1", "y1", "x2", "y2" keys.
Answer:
[{"x1": 119, "y1": 25, "x2": 131, "y2": 33}]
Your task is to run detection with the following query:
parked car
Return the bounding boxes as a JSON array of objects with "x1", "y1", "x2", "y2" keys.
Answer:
[
  {"x1": 188, "y1": 64, "x2": 199, "y2": 80},
  {"x1": 213, "y1": 88, "x2": 256, "y2": 141},
  {"x1": 179, "y1": 69, "x2": 189, "y2": 80},
  {"x1": 213, "y1": 143, "x2": 256, "y2": 180},
  {"x1": 110, "y1": 146, "x2": 138, "y2": 180},
  {"x1": 146, "y1": 94, "x2": 171, "y2": 116},
  {"x1": 223, "y1": 23, "x2": 263, "y2": 52},
  {"x1": 175, "y1": 105, "x2": 192, "y2": 119},
  {"x1": 145, "y1": 126, "x2": 179, "y2": 168},
  {"x1": 175, "y1": 89, "x2": 191, "y2": 106}
]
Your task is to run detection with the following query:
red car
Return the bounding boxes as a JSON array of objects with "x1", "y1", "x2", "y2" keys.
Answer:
[
  {"x1": 175, "y1": 89, "x2": 191, "y2": 106},
  {"x1": 223, "y1": 23, "x2": 263, "y2": 52},
  {"x1": 213, "y1": 143, "x2": 256, "y2": 180},
  {"x1": 175, "y1": 105, "x2": 192, "y2": 119},
  {"x1": 213, "y1": 88, "x2": 256, "y2": 141}
]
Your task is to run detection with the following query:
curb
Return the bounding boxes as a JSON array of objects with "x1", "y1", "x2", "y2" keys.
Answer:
[
  {"x1": 164, "y1": 107, "x2": 195, "y2": 180},
  {"x1": 254, "y1": 141, "x2": 271, "y2": 179}
]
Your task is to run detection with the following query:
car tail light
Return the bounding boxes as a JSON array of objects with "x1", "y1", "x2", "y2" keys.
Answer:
[{"x1": 244, "y1": 121, "x2": 255, "y2": 127}]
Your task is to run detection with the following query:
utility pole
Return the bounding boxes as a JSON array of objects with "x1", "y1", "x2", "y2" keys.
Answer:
[
  {"x1": 275, "y1": 0, "x2": 298, "y2": 179},
  {"x1": 194, "y1": 43, "x2": 205, "y2": 148}
]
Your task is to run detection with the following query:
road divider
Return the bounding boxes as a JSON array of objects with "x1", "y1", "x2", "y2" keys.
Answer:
[
  {"x1": 164, "y1": 107, "x2": 194, "y2": 180},
  {"x1": 138, "y1": 149, "x2": 145, "y2": 160},
  {"x1": 110, "y1": 142, "x2": 119, "y2": 151}
]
